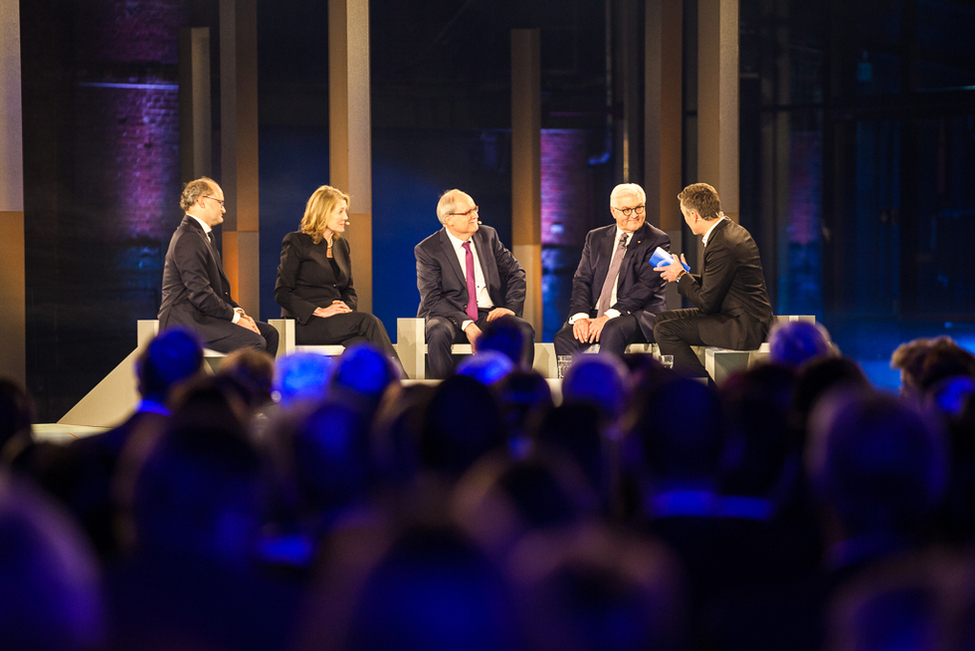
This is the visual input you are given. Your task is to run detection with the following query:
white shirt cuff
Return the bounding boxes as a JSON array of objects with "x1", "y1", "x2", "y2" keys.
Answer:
[
  {"x1": 568, "y1": 312, "x2": 589, "y2": 325},
  {"x1": 232, "y1": 309, "x2": 242, "y2": 324},
  {"x1": 604, "y1": 309, "x2": 621, "y2": 319},
  {"x1": 462, "y1": 319, "x2": 474, "y2": 331}
]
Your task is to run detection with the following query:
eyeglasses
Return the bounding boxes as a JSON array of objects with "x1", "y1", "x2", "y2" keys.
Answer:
[
  {"x1": 203, "y1": 196, "x2": 225, "y2": 208},
  {"x1": 449, "y1": 206, "x2": 479, "y2": 218},
  {"x1": 613, "y1": 204, "x2": 646, "y2": 217}
]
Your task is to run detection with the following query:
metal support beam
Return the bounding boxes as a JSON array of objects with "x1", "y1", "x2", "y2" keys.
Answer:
[
  {"x1": 329, "y1": 0, "x2": 373, "y2": 312},
  {"x1": 511, "y1": 29, "x2": 542, "y2": 334}
]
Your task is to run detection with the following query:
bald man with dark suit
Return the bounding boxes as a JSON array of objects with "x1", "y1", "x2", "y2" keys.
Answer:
[{"x1": 415, "y1": 189, "x2": 534, "y2": 378}]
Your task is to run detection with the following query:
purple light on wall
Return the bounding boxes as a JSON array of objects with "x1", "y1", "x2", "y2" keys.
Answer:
[
  {"x1": 541, "y1": 129, "x2": 594, "y2": 246},
  {"x1": 69, "y1": 0, "x2": 187, "y2": 243}
]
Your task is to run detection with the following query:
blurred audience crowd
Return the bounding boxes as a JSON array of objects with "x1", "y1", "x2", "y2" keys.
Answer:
[{"x1": 3, "y1": 319, "x2": 975, "y2": 651}]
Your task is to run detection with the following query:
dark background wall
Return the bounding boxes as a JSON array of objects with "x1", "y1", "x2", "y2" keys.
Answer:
[{"x1": 18, "y1": 0, "x2": 975, "y2": 421}]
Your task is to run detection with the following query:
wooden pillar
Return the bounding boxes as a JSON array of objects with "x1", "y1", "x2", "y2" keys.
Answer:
[
  {"x1": 219, "y1": 0, "x2": 260, "y2": 316},
  {"x1": 0, "y1": 0, "x2": 25, "y2": 386},
  {"x1": 329, "y1": 0, "x2": 373, "y2": 312},
  {"x1": 645, "y1": 0, "x2": 684, "y2": 306},
  {"x1": 179, "y1": 27, "x2": 212, "y2": 182},
  {"x1": 511, "y1": 29, "x2": 542, "y2": 334},
  {"x1": 697, "y1": 0, "x2": 739, "y2": 219}
]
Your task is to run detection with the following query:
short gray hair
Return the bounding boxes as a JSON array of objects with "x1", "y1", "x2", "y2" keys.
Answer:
[
  {"x1": 610, "y1": 183, "x2": 646, "y2": 207},
  {"x1": 436, "y1": 189, "x2": 471, "y2": 225}
]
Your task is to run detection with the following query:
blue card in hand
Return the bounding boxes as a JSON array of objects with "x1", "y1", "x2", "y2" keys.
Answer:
[{"x1": 650, "y1": 247, "x2": 690, "y2": 271}]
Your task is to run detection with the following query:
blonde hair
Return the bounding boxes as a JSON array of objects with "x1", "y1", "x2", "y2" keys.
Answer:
[{"x1": 299, "y1": 185, "x2": 350, "y2": 244}]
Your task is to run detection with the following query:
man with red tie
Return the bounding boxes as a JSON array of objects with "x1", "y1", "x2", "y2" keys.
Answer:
[
  {"x1": 415, "y1": 189, "x2": 534, "y2": 378},
  {"x1": 554, "y1": 183, "x2": 671, "y2": 359}
]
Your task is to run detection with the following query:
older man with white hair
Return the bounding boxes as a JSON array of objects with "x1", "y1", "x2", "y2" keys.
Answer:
[{"x1": 554, "y1": 183, "x2": 671, "y2": 359}]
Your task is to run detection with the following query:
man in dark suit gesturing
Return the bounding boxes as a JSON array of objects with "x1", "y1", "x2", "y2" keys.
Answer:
[
  {"x1": 554, "y1": 183, "x2": 671, "y2": 359},
  {"x1": 158, "y1": 177, "x2": 278, "y2": 355},
  {"x1": 653, "y1": 182, "x2": 773, "y2": 376},
  {"x1": 415, "y1": 189, "x2": 534, "y2": 378}
]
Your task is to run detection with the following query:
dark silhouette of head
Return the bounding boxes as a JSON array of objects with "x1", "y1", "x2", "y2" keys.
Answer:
[
  {"x1": 289, "y1": 400, "x2": 374, "y2": 517},
  {"x1": 916, "y1": 340, "x2": 975, "y2": 395},
  {"x1": 512, "y1": 522, "x2": 684, "y2": 651},
  {"x1": 625, "y1": 375, "x2": 725, "y2": 486},
  {"x1": 119, "y1": 378, "x2": 266, "y2": 564},
  {"x1": 331, "y1": 343, "x2": 400, "y2": 410},
  {"x1": 890, "y1": 335, "x2": 957, "y2": 399},
  {"x1": 136, "y1": 328, "x2": 204, "y2": 403},
  {"x1": 494, "y1": 370, "x2": 554, "y2": 453},
  {"x1": 768, "y1": 320, "x2": 835, "y2": 369},
  {"x1": 274, "y1": 351, "x2": 335, "y2": 407},
  {"x1": 791, "y1": 356, "x2": 871, "y2": 439},
  {"x1": 301, "y1": 517, "x2": 526, "y2": 651},
  {"x1": 562, "y1": 354, "x2": 630, "y2": 426},
  {"x1": 419, "y1": 375, "x2": 506, "y2": 478},
  {"x1": 720, "y1": 363, "x2": 799, "y2": 498},
  {"x1": 0, "y1": 474, "x2": 103, "y2": 651},
  {"x1": 457, "y1": 350, "x2": 515, "y2": 386},
  {"x1": 807, "y1": 389, "x2": 947, "y2": 540},
  {"x1": 476, "y1": 315, "x2": 532, "y2": 369},
  {"x1": 218, "y1": 347, "x2": 276, "y2": 408}
]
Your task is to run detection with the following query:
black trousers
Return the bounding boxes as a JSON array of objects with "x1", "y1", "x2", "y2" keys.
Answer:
[
  {"x1": 296, "y1": 311, "x2": 401, "y2": 364},
  {"x1": 653, "y1": 308, "x2": 767, "y2": 378},
  {"x1": 207, "y1": 319, "x2": 280, "y2": 357},
  {"x1": 553, "y1": 314, "x2": 647, "y2": 359},
  {"x1": 424, "y1": 312, "x2": 535, "y2": 379}
]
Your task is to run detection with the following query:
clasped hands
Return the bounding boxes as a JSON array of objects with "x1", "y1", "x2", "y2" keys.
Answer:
[
  {"x1": 234, "y1": 311, "x2": 261, "y2": 334},
  {"x1": 313, "y1": 301, "x2": 353, "y2": 319},
  {"x1": 464, "y1": 307, "x2": 515, "y2": 346},
  {"x1": 572, "y1": 314, "x2": 610, "y2": 344}
]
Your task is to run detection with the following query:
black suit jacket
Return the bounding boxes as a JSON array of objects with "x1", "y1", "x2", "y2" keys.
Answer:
[
  {"x1": 677, "y1": 219, "x2": 774, "y2": 348},
  {"x1": 415, "y1": 224, "x2": 526, "y2": 327},
  {"x1": 568, "y1": 222, "x2": 671, "y2": 339},
  {"x1": 158, "y1": 215, "x2": 240, "y2": 340},
  {"x1": 274, "y1": 231, "x2": 356, "y2": 323}
]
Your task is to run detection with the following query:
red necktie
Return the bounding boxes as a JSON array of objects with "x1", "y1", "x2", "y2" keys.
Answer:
[{"x1": 462, "y1": 241, "x2": 479, "y2": 322}]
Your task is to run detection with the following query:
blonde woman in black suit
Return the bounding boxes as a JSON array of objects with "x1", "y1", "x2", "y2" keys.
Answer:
[{"x1": 274, "y1": 185, "x2": 400, "y2": 364}]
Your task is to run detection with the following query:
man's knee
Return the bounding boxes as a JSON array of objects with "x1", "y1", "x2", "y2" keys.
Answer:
[{"x1": 425, "y1": 317, "x2": 456, "y2": 345}]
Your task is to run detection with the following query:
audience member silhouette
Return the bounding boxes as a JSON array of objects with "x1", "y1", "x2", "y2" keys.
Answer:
[
  {"x1": 767, "y1": 319, "x2": 835, "y2": 369},
  {"x1": 456, "y1": 349, "x2": 515, "y2": 386},
  {"x1": 510, "y1": 521, "x2": 684, "y2": 651},
  {"x1": 107, "y1": 377, "x2": 301, "y2": 651},
  {"x1": 300, "y1": 513, "x2": 527, "y2": 651},
  {"x1": 12, "y1": 325, "x2": 975, "y2": 651},
  {"x1": 36, "y1": 328, "x2": 204, "y2": 559},
  {"x1": 0, "y1": 473, "x2": 104, "y2": 651},
  {"x1": 419, "y1": 374, "x2": 506, "y2": 479},
  {"x1": 475, "y1": 314, "x2": 534, "y2": 370},
  {"x1": 273, "y1": 350, "x2": 335, "y2": 408}
]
